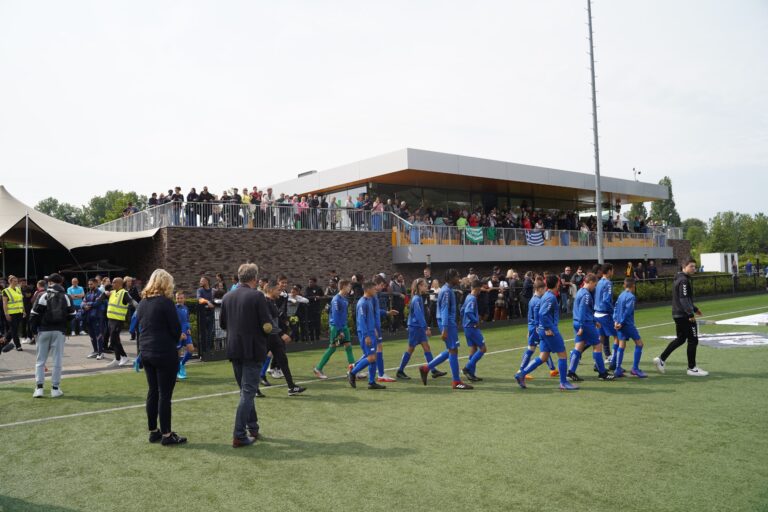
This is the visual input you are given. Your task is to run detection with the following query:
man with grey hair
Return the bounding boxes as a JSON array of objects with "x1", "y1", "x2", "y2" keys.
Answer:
[{"x1": 220, "y1": 263, "x2": 273, "y2": 447}]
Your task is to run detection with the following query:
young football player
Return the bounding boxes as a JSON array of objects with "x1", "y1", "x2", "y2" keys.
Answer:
[
  {"x1": 313, "y1": 280, "x2": 356, "y2": 379},
  {"x1": 567, "y1": 274, "x2": 614, "y2": 382},
  {"x1": 461, "y1": 280, "x2": 486, "y2": 382},
  {"x1": 348, "y1": 282, "x2": 385, "y2": 390},
  {"x1": 396, "y1": 278, "x2": 446, "y2": 380},
  {"x1": 613, "y1": 278, "x2": 646, "y2": 378}
]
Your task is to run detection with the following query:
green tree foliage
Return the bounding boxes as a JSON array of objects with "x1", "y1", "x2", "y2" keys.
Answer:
[
  {"x1": 706, "y1": 212, "x2": 768, "y2": 254},
  {"x1": 627, "y1": 202, "x2": 648, "y2": 221},
  {"x1": 34, "y1": 197, "x2": 87, "y2": 226},
  {"x1": 84, "y1": 190, "x2": 147, "y2": 226},
  {"x1": 649, "y1": 176, "x2": 682, "y2": 227}
]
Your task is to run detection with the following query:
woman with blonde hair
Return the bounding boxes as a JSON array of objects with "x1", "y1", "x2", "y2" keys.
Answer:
[{"x1": 135, "y1": 269, "x2": 186, "y2": 446}]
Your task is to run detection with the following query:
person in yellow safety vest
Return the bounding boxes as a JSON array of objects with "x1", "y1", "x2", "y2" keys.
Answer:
[
  {"x1": 105, "y1": 277, "x2": 138, "y2": 368},
  {"x1": 2, "y1": 275, "x2": 25, "y2": 351}
]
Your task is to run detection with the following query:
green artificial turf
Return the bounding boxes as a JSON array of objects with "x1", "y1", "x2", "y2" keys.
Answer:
[{"x1": 1, "y1": 294, "x2": 767, "y2": 512}]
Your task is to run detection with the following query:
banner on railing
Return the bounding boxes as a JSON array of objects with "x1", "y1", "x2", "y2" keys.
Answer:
[
  {"x1": 466, "y1": 227, "x2": 484, "y2": 244},
  {"x1": 525, "y1": 230, "x2": 545, "y2": 246}
]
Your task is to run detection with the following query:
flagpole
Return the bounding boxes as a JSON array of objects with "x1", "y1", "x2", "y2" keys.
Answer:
[
  {"x1": 587, "y1": 0, "x2": 605, "y2": 264},
  {"x1": 25, "y1": 211, "x2": 29, "y2": 280}
]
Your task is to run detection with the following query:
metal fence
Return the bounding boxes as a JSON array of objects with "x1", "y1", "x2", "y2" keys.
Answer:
[{"x1": 95, "y1": 201, "x2": 400, "y2": 233}]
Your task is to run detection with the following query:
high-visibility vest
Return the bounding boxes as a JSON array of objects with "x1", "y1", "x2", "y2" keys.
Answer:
[
  {"x1": 3, "y1": 287, "x2": 23, "y2": 315},
  {"x1": 107, "y1": 289, "x2": 129, "y2": 321}
]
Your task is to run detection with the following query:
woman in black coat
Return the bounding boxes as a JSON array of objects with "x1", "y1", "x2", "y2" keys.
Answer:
[{"x1": 136, "y1": 269, "x2": 186, "y2": 446}]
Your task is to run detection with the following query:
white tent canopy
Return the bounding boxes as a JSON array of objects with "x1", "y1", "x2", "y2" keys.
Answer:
[{"x1": 0, "y1": 185, "x2": 157, "y2": 250}]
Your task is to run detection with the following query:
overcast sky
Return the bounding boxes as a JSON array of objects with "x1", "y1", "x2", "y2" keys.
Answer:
[{"x1": 1, "y1": 0, "x2": 766, "y2": 222}]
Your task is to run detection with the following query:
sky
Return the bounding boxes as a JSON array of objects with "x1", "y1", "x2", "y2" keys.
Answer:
[{"x1": 0, "y1": 0, "x2": 766, "y2": 222}]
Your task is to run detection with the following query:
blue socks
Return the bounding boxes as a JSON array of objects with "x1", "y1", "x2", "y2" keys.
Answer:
[
  {"x1": 398, "y1": 351, "x2": 411, "y2": 373},
  {"x1": 466, "y1": 351, "x2": 484, "y2": 374},
  {"x1": 616, "y1": 346, "x2": 625, "y2": 369},
  {"x1": 545, "y1": 356, "x2": 555, "y2": 371},
  {"x1": 261, "y1": 356, "x2": 272, "y2": 378},
  {"x1": 180, "y1": 351, "x2": 192, "y2": 366},
  {"x1": 520, "y1": 348, "x2": 534, "y2": 371},
  {"x1": 351, "y1": 357, "x2": 369, "y2": 375},
  {"x1": 376, "y1": 352, "x2": 384, "y2": 377},
  {"x1": 427, "y1": 350, "x2": 449, "y2": 370},
  {"x1": 424, "y1": 351, "x2": 434, "y2": 364},
  {"x1": 568, "y1": 349, "x2": 582, "y2": 374},
  {"x1": 558, "y1": 358, "x2": 567, "y2": 385},
  {"x1": 520, "y1": 356, "x2": 542, "y2": 376},
  {"x1": 610, "y1": 342, "x2": 619, "y2": 365},
  {"x1": 593, "y1": 351, "x2": 606, "y2": 373},
  {"x1": 369, "y1": 362, "x2": 376, "y2": 384},
  {"x1": 448, "y1": 352, "x2": 460, "y2": 382},
  {"x1": 633, "y1": 345, "x2": 643, "y2": 370}
]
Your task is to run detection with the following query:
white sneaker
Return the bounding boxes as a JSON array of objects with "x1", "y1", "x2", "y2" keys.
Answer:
[
  {"x1": 653, "y1": 357, "x2": 666, "y2": 374},
  {"x1": 86, "y1": 351, "x2": 98, "y2": 358},
  {"x1": 96, "y1": 353, "x2": 104, "y2": 360},
  {"x1": 358, "y1": 371, "x2": 368, "y2": 379},
  {"x1": 271, "y1": 368, "x2": 284, "y2": 379},
  {"x1": 51, "y1": 388, "x2": 63, "y2": 398},
  {"x1": 21, "y1": 338, "x2": 32, "y2": 345},
  {"x1": 687, "y1": 367, "x2": 709, "y2": 377},
  {"x1": 32, "y1": 388, "x2": 44, "y2": 398},
  {"x1": 118, "y1": 357, "x2": 133, "y2": 367},
  {"x1": 106, "y1": 358, "x2": 120, "y2": 368},
  {"x1": 313, "y1": 368, "x2": 328, "y2": 380}
]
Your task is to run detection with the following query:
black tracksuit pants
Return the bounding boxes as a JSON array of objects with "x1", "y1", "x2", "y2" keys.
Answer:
[
  {"x1": 267, "y1": 335, "x2": 295, "y2": 388},
  {"x1": 660, "y1": 317, "x2": 698, "y2": 369}
]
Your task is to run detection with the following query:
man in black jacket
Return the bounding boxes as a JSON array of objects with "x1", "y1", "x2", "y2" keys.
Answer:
[
  {"x1": 305, "y1": 277, "x2": 325, "y2": 342},
  {"x1": 220, "y1": 263, "x2": 273, "y2": 447},
  {"x1": 29, "y1": 273, "x2": 76, "y2": 398},
  {"x1": 654, "y1": 259, "x2": 708, "y2": 376}
]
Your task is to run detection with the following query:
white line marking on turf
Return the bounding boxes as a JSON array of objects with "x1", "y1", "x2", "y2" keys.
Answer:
[{"x1": 1, "y1": 304, "x2": 766, "y2": 429}]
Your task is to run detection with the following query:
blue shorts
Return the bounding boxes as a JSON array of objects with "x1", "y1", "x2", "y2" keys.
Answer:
[
  {"x1": 527, "y1": 328, "x2": 540, "y2": 346},
  {"x1": 439, "y1": 325, "x2": 460, "y2": 350},
  {"x1": 464, "y1": 327, "x2": 485, "y2": 347},
  {"x1": 538, "y1": 329, "x2": 566, "y2": 354},
  {"x1": 596, "y1": 315, "x2": 617, "y2": 337},
  {"x1": 408, "y1": 327, "x2": 428, "y2": 347},
  {"x1": 617, "y1": 324, "x2": 641, "y2": 342},
  {"x1": 574, "y1": 324, "x2": 600, "y2": 346},
  {"x1": 357, "y1": 333, "x2": 377, "y2": 356}
]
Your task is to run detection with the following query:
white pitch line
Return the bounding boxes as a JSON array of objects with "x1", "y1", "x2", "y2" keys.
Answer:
[{"x1": 1, "y1": 304, "x2": 766, "y2": 429}]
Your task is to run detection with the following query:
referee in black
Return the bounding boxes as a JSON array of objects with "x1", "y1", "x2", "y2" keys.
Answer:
[{"x1": 654, "y1": 259, "x2": 709, "y2": 377}]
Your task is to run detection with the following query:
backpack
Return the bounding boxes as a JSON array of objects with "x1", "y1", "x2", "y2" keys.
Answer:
[{"x1": 42, "y1": 290, "x2": 69, "y2": 324}]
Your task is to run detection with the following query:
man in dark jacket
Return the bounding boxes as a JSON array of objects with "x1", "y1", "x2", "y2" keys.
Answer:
[
  {"x1": 29, "y1": 273, "x2": 76, "y2": 398},
  {"x1": 305, "y1": 277, "x2": 325, "y2": 342},
  {"x1": 220, "y1": 263, "x2": 273, "y2": 447},
  {"x1": 654, "y1": 259, "x2": 708, "y2": 376}
]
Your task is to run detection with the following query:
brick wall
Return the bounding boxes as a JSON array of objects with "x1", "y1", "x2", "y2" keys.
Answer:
[{"x1": 158, "y1": 227, "x2": 394, "y2": 292}]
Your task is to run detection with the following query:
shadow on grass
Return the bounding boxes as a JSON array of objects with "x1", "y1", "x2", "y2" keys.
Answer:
[
  {"x1": 186, "y1": 436, "x2": 413, "y2": 460},
  {"x1": 0, "y1": 495, "x2": 80, "y2": 511}
]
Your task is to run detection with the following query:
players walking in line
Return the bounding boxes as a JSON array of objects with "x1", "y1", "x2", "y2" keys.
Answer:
[
  {"x1": 518, "y1": 277, "x2": 557, "y2": 379},
  {"x1": 612, "y1": 278, "x2": 646, "y2": 378},
  {"x1": 419, "y1": 269, "x2": 474, "y2": 390},
  {"x1": 595, "y1": 263, "x2": 618, "y2": 367},
  {"x1": 175, "y1": 291, "x2": 194, "y2": 380},
  {"x1": 567, "y1": 273, "x2": 614, "y2": 382},
  {"x1": 396, "y1": 278, "x2": 446, "y2": 380},
  {"x1": 313, "y1": 279, "x2": 356, "y2": 379},
  {"x1": 461, "y1": 280, "x2": 486, "y2": 382},
  {"x1": 515, "y1": 275, "x2": 578, "y2": 391},
  {"x1": 654, "y1": 259, "x2": 709, "y2": 377},
  {"x1": 348, "y1": 282, "x2": 385, "y2": 389}
]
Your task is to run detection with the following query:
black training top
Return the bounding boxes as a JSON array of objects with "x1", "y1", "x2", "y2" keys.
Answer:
[{"x1": 136, "y1": 296, "x2": 182, "y2": 358}]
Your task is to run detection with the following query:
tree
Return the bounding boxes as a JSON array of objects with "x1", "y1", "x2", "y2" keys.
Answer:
[
  {"x1": 83, "y1": 190, "x2": 147, "y2": 226},
  {"x1": 707, "y1": 211, "x2": 740, "y2": 253},
  {"x1": 34, "y1": 197, "x2": 87, "y2": 226},
  {"x1": 627, "y1": 202, "x2": 648, "y2": 221},
  {"x1": 649, "y1": 176, "x2": 682, "y2": 227}
]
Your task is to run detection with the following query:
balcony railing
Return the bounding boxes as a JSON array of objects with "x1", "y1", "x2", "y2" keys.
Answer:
[
  {"x1": 390, "y1": 217, "x2": 667, "y2": 249},
  {"x1": 94, "y1": 201, "x2": 400, "y2": 233}
]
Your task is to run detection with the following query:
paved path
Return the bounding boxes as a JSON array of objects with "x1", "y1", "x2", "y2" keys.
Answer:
[{"x1": 0, "y1": 333, "x2": 140, "y2": 384}]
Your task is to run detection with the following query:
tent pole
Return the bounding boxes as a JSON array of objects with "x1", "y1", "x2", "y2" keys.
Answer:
[
  {"x1": 1, "y1": 238, "x2": 5, "y2": 278},
  {"x1": 25, "y1": 211, "x2": 29, "y2": 280}
]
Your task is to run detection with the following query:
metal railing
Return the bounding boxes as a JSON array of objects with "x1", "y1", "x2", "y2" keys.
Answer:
[
  {"x1": 391, "y1": 218, "x2": 668, "y2": 248},
  {"x1": 95, "y1": 201, "x2": 399, "y2": 232}
]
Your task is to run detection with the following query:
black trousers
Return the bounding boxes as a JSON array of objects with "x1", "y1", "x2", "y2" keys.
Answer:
[
  {"x1": 308, "y1": 308, "x2": 322, "y2": 341},
  {"x1": 6, "y1": 314, "x2": 23, "y2": 348},
  {"x1": 267, "y1": 335, "x2": 295, "y2": 388},
  {"x1": 660, "y1": 317, "x2": 698, "y2": 369},
  {"x1": 143, "y1": 354, "x2": 178, "y2": 433},
  {"x1": 108, "y1": 319, "x2": 127, "y2": 359}
]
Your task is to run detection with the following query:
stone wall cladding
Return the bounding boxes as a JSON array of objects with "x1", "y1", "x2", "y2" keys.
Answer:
[{"x1": 160, "y1": 227, "x2": 394, "y2": 291}]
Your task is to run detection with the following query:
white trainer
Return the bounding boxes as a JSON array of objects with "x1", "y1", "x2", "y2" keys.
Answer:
[
  {"x1": 51, "y1": 388, "x2": 64, "y2": 398},
  {"x1": 86, "y1": 351, "x2": 98, "y2": 358},
  {"x1": 118, "y1": 357, "x2": 133, "y2": 367},
  {"x1": 358, "y1": 371, "x2": 368, "y2": 379},
  {"x1": 271, "y1": 368, "x2": 284, "y2": 379},
  {"x1": 96, "y1": 353, "x2": 104, "y2": 360},
  {"x1": 21, "y1": 338, "x2": 32, "y2": 345},
  {"x1": 313, "y1": 368, "x2": 328, "y2": 380},
  {"x1": 653, "y1": 357, "x2": 666, "y2": 374},
  {"x1": 32, "y1": 388, "x2": 44, "y2": 398},
  {"x1": 106, "y1": 358, "x2": 120, "y2": 368},
  {"x1": 687, "y1": 367, "x2": 709, "y2": 377}
]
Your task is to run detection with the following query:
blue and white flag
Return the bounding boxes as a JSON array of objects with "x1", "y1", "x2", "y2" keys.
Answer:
[{"x1": 525, "y1": 230, "x2": 545, "y2": 246}]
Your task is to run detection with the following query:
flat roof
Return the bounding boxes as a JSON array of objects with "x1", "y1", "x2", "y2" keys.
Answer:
[{"x1": 269, "y1": 148, "x2": 669, "y2": 205}]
